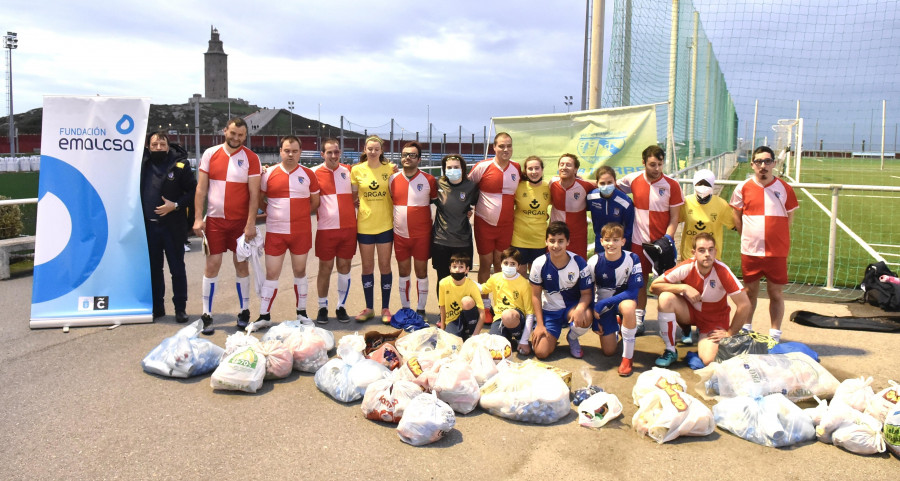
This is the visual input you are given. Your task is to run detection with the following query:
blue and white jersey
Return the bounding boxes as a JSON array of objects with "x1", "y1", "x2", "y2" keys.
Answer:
[
  {"x1": 529, "y1": 251, "x2": 593, "y2": 312},
  {"x1": 586, "y1": 188, "x2": 635, "y2": 252},
  {"x1": 587, "y1": 251, "x2": 643, "y2": 306}
]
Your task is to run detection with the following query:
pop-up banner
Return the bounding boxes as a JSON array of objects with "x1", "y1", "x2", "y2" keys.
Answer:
[
  {"x1": 493, "y1": 103, "x2": 658, "y2": 179},
  {"x1": 30, "y1": 96, "x2": 152, "y2": 328}
]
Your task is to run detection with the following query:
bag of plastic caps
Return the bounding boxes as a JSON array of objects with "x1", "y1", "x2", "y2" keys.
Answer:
[
  {"x1": 210, "y1": 345, "x2": 267, "y2": 393},
  {"x1": 395, "y1": 356, "x2": 441, "y2": 391},
  {"x1": 469, "y1": 345, "x2": 499, "y2": 386},
  {"x1": 632, "y1": 367, "x2": 687, "y2": 406},
  {"x1": 713, "y1": 393, "x2": 816, "y2": 448},
  {"x1": 864, "y1": 381, "x2": 900, "y2": 423},
  {"x1": 367, "y1": 343, "x2": 402, "y2": 371},
  {"x1": 695, "y1": 352, "x2": 839, "y2": 402},
  {"x1": 361, "y1": 378, "x2": 424, "y2": 423},
  {"x1": 460, "y1": 333, "x2": 512, "y2": 362},
  {"x1": 572, "y1": 366, "x2": 604, "y2": 406},
  {"x1": 816, "y1": 400, "x2": 886, "y2": 454},
  {"x1": 142, "y1": 320, "x2": 224, "y2": 378},
  {"x1": 432, "y1": 359, "x2": 480, "y2": 414},
  {"x1": 479, "y1": 362, "x2": 570, "y2": 424},
  {"x1": 397, "y1": 392, "x2": 456, "y2": 446},
  {"x1": 337, "y1": 332, "x2": 367, "y2": 362},
  {"x1": 315, "y1": 358, "x2": 360, "y2": 403},
  {"x1": 884, "y1": 407, "x2": 900, "y2": 458},
  {"x1": 395, "y1": 327, "x2": 463, "y2": 361},
  {"x1": 254, "y1": 340, "x2": 293, "y2": 380},
  {"x1": 633, "y1": 387, "x2": 715, "y2": 444},
  {"x1": 284, "y1": 328, "x2": 329, "y2": 373},
  {"x1": 224, "y1": 331, "x2": 260, "y2": 357},
  {"x1": 832, "y1": 376, "x2": 875, "y2": 412},
  {"x1": 578, "y1": 392, "x2": 623, "y2": 428},
  {"x1": 262, "y1": 321, "x2": 335, "y2": 351},
  {"x1": 349, "y1": 359, "x2": 391, "y2": 396}
]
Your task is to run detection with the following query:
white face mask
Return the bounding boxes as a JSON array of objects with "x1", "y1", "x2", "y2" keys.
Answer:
[
  {"x1": 694, "y1": 185, "x2": 713, "y2": 199},
  {"x1": 598, "y1": 184, "x2": 615, "y2": 196},
  {"x1": 501, "y1": 265, "x2": 518, "y2": 278},
  {"x1": 445, "y1": 168, "x2": 462, "y2": 182}
]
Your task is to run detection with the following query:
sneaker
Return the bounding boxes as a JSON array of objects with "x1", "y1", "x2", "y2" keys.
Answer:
[
  {"x1": 316, "y1": 307, "x2": 329, "y2": 325},
  {"x1": 298, "y1": 316, "x2": 314, "y2": 326},
  {"x1": 236, "y1": 309, "x2": 250, "y2": 330},
  {"x1": 517, "y1": 342, "x2": 532, "y2": 356},
  {"x1": 248, "y1": 314, "x2": 273, "y2": 332},
  {"x1": 336, "y1": 307, "x2": 350, "y2": 323},
  {"x1": 415, "y1": 309, "x2": 427, "y2": 320},
  {"x1": 201, "y1": 313, "x2": 214, "y2": 335},
  {"x1": 175, "y1": 310, "x2": 189, "y2": 324},
  {"x1": 355, "y1": 309, "x2": 374, "y2": 322},
  {"x1": 183, "y1": 243, "x2": 191, "y2": 252},
  {"x1": 635, "y1": 321, "x2": 646, "y2": 336},
  {"x1": 655, "y1": 349, "x2": 677, "y2": 367},
  {"x1": 297, "y1": 309, "x2": 308, "y2": 320},
  {"x1": 618, "y1": 357, "x2": 633, "y2": 377},
  {"x1": 681, "y1": 329, "x2": 693, "y2": 345},
  {"x1": 567, "y1": 330, "x2": 583, "y2": 359},
  {"x1": 381, "y1": 308, "x2": 392, "y2": 325}
]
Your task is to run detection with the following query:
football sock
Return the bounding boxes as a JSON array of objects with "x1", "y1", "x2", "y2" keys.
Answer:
[
  {"x1": 293, "y1": 276, "x2": 308, "y2": 313},
  {"x1": 337, "y1": 273, "x2": 351, "y2": 308},
  {"x1": 622, "y1": 326, "x2": 637, "y2": 359},
  {"x1": 236, "y1": 276, "x2": 250, "y2": 311},
  {"x1": 399, "y1": 276, "x2": 411, "y2": 308},
  {"x1": 416, "y1": 278, "x2": 429, "y2": 311},
  {"x1": 658, "y1": 312, "x2": 677, "y2": 352},
  {"x1": 202, "y1": 276, "x2": 218, "y2": 315},
  {"x1": 260, "y1": 279, "x2": 278, "y2": 315}
]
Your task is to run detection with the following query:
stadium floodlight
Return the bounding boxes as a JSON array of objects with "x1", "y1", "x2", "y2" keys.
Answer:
[
  {"x1": 564, "y1": 95, "x2": 573, "y2": 112},
  {"x1": 287, "y1": 101, "x2": 294, "y2": 134},
  {"x1": 4, "y1": 31, "x2": 17, "y2": 156}
]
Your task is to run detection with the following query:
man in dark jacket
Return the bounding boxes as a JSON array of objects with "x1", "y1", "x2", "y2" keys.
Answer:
[{"x1": 141, "y1": 131, "x2": 197, "y2": 323}]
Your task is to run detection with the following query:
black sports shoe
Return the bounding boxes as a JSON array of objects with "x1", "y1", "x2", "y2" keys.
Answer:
[
  {"x1": 175, "y1": 310, "x2": 189, "y2": 324},
  {"x1": 237, "y1": 309, "x2": 250, "y2": 330},
  {"x1": 297, "y1": 309, "x2": 308, "y2": 320},
  {"x1": 201, "y1": 313, "x2": 214, "y2": 335},
  {"x1": 335, "y1": 307, "x2": 350, "y2": 323},
  {"x1": 415, "y1": 309, "x2": 427, "y2": 322},
  {"x1": 316, "y1": 307, "x2": 329, "y2": 325}
]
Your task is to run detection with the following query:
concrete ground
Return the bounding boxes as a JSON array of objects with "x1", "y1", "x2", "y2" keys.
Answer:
[{"x1": 1, "y1": 236, "x2": 897, "y2": 480}]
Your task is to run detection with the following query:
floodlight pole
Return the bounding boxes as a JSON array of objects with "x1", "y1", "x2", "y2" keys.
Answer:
[
  {"x1": 666, "y1": 0, "x2": 679, "y2": 172},
  {"x1": 5, "y1": 32, "x2": 18, "y2": 156},
  {"x1": 881, "y1": 99, "x2": 886, "y2": 171}
]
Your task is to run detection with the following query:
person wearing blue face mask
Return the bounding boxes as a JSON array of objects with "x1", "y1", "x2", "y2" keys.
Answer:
[
  {"x1": 432, "y1": 154, "x2": 479, "y2": 300},
  {"x1": 587, "y1": 165, "x2": 635, "y2": 258}
]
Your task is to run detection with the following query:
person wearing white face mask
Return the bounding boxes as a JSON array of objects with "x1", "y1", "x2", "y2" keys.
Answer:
[
  {"x1": 480, "y1": 247, "x2": 536, "y2": 355},
  {"x1": 677, "y1": 169, "x2": 735, "y2": 345},
  {"x1": 432, "y1": 154, "x2": 479, "y2": 301}
]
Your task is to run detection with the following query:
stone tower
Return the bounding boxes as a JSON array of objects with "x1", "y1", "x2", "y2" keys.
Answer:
[{"x1": 204, "y1": 26, "x2": 228, "y2": 99}]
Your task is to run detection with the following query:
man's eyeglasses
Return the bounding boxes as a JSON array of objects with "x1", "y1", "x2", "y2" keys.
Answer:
[
  {"x1": 751, "y1": 158, "x2": 775, "y2": 166},
  {"x1": 401, "y1": 153, "x2": 420, "y2": 159}
]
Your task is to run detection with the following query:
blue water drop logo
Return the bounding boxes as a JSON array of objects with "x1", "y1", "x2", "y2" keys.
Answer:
[{"x1": 116, "y1": 114, "x2": 134, "y2": 134}]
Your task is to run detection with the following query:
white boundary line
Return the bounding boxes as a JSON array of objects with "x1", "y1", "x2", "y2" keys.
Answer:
[
  {"x1": 788, "y1": 176, "x2": 886, "y2": 263},
  {"x1": 870, "y1": 243, "x2": 900, "y2": 248}
]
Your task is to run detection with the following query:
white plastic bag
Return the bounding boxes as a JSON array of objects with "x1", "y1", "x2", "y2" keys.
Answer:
[
  {"x1": 210, "y1": 345, "x2": 267, "y2": 393},
  {"x1": 469, "y1": 345, "x2": 499, "y2": 386},
  {"x1": 224, "y1": 331, "x2": 260, "y2": 357},
  {"x1": 314, "y1": 358, "x2": 359, "y2": 403},
  {"x1": 633, "y1": 388, "x2": 715, "y2": 443},
  {"x1": 816, "y1": 401, "x2": 885, "y2": 454},
  {"x1": 632, "y1": 367, "x2": 687, "y2": 406},
  {"x1": 395, "y1": 356, "x2": 441, "y2": 391},
  {"x1": 395, "y1": 327, "x2": 463, "y2": 360},
  {"x1": 864, "y1": 381, "x2": 900, "y2": 423},
  {"x1": 479, "y1": 362, "x2": 570, "y2": 424},
  {"x1": 460, "y1": 333, "x2": 512, "y2": 362},
  {"x1": 884, "y1": 406, "x2": 900, "y2": 458},
  {"x1": 254, "y1": 340, "x2": 293, "y2": 380},
  {"x1": 578, "y1": 392, "x2": 623, "y2": 428},
  {"x1": 803, "y1": 396, "x2": 830, "y2": 425},
  {"x1": 141, "y1": 320, "x2": 224, "y2": 378},
  {"x1": 432, "y1": 359, "x2": 480, "y2": 414},
  {"x1": 337, "y1": 332, "x2": 367, "y2": 361},
  {"x1": 695, "y1": 352, "x2": 839, "y2": 402},
  {"x1": 349, "y1": 359, "x2": 391, "y2": 396},
  {"x1": 713, "y1": 394, "x2": 816, "y2": 447},
  {"x1": 832, "y1": 376, "x2": 874, "y2": 412},
  {"x1": 285, "y1": 328, "x2": 329, "y2": 373},
  {"x1": 262, "y1": 322, "x2": 336, "y2": 351},
  {"x1": 397, "y1": 392, "x2": 456, "y2": 446},
  {"x1": 361, "y1": 378, "x2": 424, "y2": 423}
]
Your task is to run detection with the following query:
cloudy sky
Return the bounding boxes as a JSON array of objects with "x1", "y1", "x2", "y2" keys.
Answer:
[{"x1": 4, "y1": 1, "x2": 606, "y2": 138}]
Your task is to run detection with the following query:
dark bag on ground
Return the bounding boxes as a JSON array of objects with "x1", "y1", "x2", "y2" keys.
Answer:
[
  {"x1": 859, "y1": 261, "x2": 900, "y2": 311},
  {"x1": 714, "y1": 331, "x2": 776, "y2": 363}
]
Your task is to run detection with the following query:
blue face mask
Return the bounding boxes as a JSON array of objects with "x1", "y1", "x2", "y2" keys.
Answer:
[
  {"x1": 445, "y1": 168, "x2": 462, "y2": 182},
  {"x1": 598, "y1": 184, "x2": 615, "y2": 196}
]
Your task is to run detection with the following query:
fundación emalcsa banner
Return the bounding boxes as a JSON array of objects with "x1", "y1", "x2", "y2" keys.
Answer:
[
  {"x1": 31, "y1": 96, "x2": 152, "y2": 329},
  {"x1": 492, "y1": 104, "x2": 658, "y2": 179}
]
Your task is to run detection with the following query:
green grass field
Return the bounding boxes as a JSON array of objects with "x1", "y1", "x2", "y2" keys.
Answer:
[{"x1": 0, "y1": 171, "x2": 39, "y2": 236}]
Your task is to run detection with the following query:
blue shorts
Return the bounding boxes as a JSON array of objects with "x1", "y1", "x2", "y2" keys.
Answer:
[
  {"x1": 358, "y1": 229, "x2": 393, "y2": 245},
  {"x1": 512, "y1": 246, "x2": 546, "y2": 266},
  {"x1": 541, "y1": 304, "x2": 578, "y2": 339},
  {"x1": 592, "y1": 308, "x2": 621, "y2": 337},
  {"x1": 489, "y1": 308, "x2": 525, "y2": 343},
  {"x1": 445, "y1": 307, "x2": 480, "y2": 341}
]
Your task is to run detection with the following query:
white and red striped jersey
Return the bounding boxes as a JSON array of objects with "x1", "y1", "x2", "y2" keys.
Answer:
[
  {"x1": 260, "y1": 163, "x2": 320, "y2": 235},
  {"x1": 468, "y1": 158, "x2": 521, "y2": 227},
  {"x1": 312, "y1": 163, "x2": 355, "y2": 230},
  {"x1": 730, "y1": 177, "x2": 798, "y2": 257},
  {"x1": 549, "y1": 177, "x2": 595, "y2": 257},
  {"x1": 662, "y1": 258, "x2": 743, "y2": 320},
  {"x1": 199, "y1": 144, "x2": 261, "y2": 220},
  {"x1": 389, "y1": 170, "x2": 438, "y2": 239},
  {"x1": 618, "y1": 171, "x2": 684, "y2": 245}
]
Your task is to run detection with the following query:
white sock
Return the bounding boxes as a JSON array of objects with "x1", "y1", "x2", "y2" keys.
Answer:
[
  {"x1": 318, "y1": 297, "x2": 328, "y2": 309},
  {"x1": 260, "y1": 279, "x2": 278, "y2": 315},
  {"x1": 236, "y1": 276, "x2": 250, "y2": 311},
  {"x1": 568, "y1": 323, "x2": 590, "y2": 339},
  {"x1": 742, "y1": 323, "x2": 752, "y2": 331},
  {"x1": 636, "y1": 309, "x2": 645, "y2": 325},
  {"x1": 294, "y1": 277, "x2": 308, "y2": 312},
  {"x1": 658, "y1": 312, "x2": 676, "y2": 352},
  {"x1": 769, "y1": 328, "x2": 782, "y2": 342},
  {"x1": 337, "y1": 273, "x2": 351, "y2": 308},
  {"x1": 399, "y1": 276, "x2": 411, "y2": 308},
  {"x1": 202, "y1": 276, "x2": 218, "y2": 315},
  {"x1": 416, "y1": 278, "x2": 429, "y2": 310},
  {"x1": 622, "y1": 326, "x2": 637, "y2": 359},
  {"x1": 521, "y1": 314, "x2": 535, "y2": 344}
]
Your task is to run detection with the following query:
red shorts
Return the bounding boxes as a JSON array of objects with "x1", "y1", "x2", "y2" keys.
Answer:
[
  {"x1": 741, "y1": 255, "x2": 788, "y2": 284},
  {"x1": 315, "y1": 228, "x2": 357, "y2": 261},
  {"x1": 394, "y1": 234, "x2": 431, "y2": 262},
  {"x1": 630, "y1": 243, "x2": 653, "y2": 281},
  {"x1": 205, "y1": 217, "x2": 246, "y2": 255},
  {"x1": 265, "y1": 231, "x2": 311, "y2": 256},
  {"x1": 474, "y1": 216, "x2": 513, "y2": 255},
  {"x1": 686, "y1": 302, "x2": 730, "y2": 335}
]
